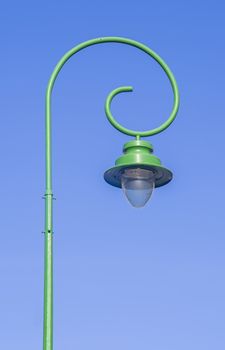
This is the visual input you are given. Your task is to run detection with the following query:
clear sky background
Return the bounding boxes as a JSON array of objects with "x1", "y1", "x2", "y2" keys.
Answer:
[{"x1": 0, "y1": 1, "x2": 225, "y2": 349}]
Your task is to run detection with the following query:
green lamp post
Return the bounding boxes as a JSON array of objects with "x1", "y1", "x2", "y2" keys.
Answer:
[{"x1": 43, "y1": 37, "x2": 179, "y2": 350}]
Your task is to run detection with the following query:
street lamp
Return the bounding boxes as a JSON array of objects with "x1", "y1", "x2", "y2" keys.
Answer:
[{"x1": 43, "y1": 37, "x2": 179, "y2": 350}]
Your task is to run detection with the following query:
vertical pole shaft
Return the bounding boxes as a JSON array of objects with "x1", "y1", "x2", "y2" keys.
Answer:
[
  {"x1": 43, "y1": 194, "x2": 53, "y2": 350},
  {"x1": 44, "y1": 85, "x2": 53, "y2": 350}
]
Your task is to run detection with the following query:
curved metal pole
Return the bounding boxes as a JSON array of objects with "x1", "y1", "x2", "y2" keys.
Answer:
[{"x1": 44, "y1": 37, "x2": 179, "y2": 350}]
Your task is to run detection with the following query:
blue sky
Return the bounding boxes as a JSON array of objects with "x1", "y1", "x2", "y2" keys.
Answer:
[{"x1": 0, "y1": 1, "x2": 225, "y2": 349}]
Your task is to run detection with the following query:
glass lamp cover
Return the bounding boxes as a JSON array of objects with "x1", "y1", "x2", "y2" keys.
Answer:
[{"x1": 121, "y1": 168, "x2": 155, "y2": 208}]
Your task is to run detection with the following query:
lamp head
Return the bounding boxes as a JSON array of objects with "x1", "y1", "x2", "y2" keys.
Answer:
[{"x1": 104, "y1": 140, "x2": 172, "y2": 207}]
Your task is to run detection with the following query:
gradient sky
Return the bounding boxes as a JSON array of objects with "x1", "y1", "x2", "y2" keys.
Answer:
[{"x1": 1, "y1": 1, "x2": 225, "y2": 349}]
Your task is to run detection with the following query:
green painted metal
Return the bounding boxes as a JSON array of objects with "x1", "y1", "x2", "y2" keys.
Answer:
[
  {"x1": 123, "y1": 139, "x2": 153, "y2": 152},
  {"x1": 105, "y1": 59, "x2": 179, "y2": 137},
  {"x1": 44, "y1": 37, "x2": 179, "y2": 350},
  {"x1": 116, "y1": 140, "x2": 159, "y2": 166},
  {"x1": 104, "y1": 139, "x2": 173, "y2": 188}
]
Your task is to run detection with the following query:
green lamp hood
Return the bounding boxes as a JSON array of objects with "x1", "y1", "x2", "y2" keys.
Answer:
[{"x1": 104, "y1": 139, "x2": 173, "y2": 188}]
